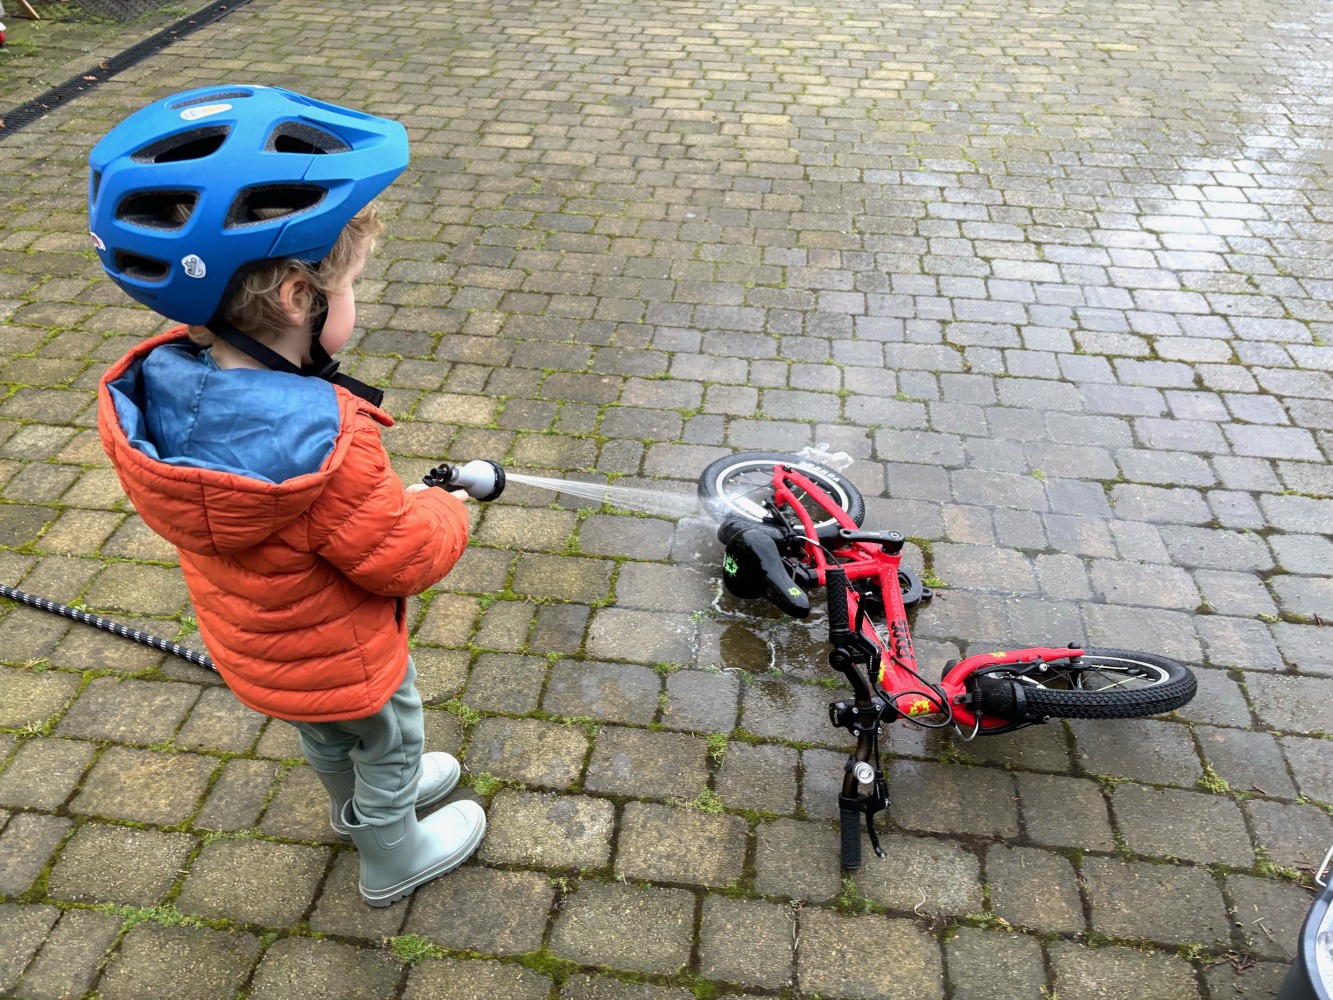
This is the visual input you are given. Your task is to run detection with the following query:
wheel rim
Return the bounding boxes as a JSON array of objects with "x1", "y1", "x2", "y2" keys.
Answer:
[
  {"x1": 710, "y1": 459, "x2": 852, "y2": 530},
  {"x1": 1006, "y1": 654, "x2": 1172, "y2": 694}
]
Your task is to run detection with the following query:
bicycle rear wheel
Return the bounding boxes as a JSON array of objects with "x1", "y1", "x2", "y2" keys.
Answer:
[
  {"x1": 963, "y1": 647, "x2": 1196, "y2": 721},
  {"x1": 697, "y1": 451, "x2": 865, "y2": 542}
]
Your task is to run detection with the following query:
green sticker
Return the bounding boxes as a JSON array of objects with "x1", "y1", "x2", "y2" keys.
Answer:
[
  {"x1": 723, "y1": 554, "x2": 738, "y2": 576},
  {"x1": 788, "y1": 586, "x2": 802, "y2": 597}
]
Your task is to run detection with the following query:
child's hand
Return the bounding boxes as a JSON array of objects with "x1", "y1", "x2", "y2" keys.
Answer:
[{"x1": 406, "y1": 482, "x2": 471, "y2": 502}]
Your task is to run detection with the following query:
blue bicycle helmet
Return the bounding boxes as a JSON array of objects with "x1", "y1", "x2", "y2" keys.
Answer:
[{"x1": 88, "y1": 85, "x2": 409, "y2": 327}]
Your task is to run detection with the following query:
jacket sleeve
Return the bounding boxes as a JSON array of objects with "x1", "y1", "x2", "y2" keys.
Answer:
[{"x1": 308, "y1": 413, "x2": 469, "y2": 597}]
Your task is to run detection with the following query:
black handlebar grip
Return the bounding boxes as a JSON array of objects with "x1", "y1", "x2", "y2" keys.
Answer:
[
  {"x1": 840, "y1": 810, "x2": 862, "y2": 870},
  {"x1": 826, "y1": 567, "x2": 850, "y2": 637}
]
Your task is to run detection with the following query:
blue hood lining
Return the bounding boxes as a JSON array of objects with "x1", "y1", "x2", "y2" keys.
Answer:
[{"x1": 108, "y1": 340, "x2": 341, "y2": 485}]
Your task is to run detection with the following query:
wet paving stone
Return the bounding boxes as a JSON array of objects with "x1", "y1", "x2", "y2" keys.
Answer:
[
  {"x1": 0, "y1": 904, "x2": 61, "y2": 996},
  {"x1": 308, "y1": 852, "x2": 406, "y2": 941},
  {"x1": 47, "y1": 823, "x2": 196, "y2": 906},
  {"x1": 174, "y1": 686, "x2": 267, "y2": 753},
  {"x1": 662, "y1": 669, "x2": 741, "y2": 733},
  {"x1": 14, "y1": 907, "x2": 122, "y2": 1000},
  {"x1": 714, "y1": 741, "x2": 797, "y2": 814},
  {"x1": 584, "y1": 727, "x2": 710, "y2": 801},
  {"x1": 405, "y1": 865, "x2": 553, "y2": 955},
  {"x1": 797, "y1": 908, "x2": 944, "y2": 1000},
  {"x1": 699, "y1": 896, "x2": 795, "y2": 989},
  {"x1": 406, "y1": 957, "x2": 552, "y2": 1000},
  {"x1": 0, "y1": 813, "x2": 71, "y2": 897},
  {"x1": 853, "y1": 834, "x2": 983, "y2": 916},
  {"x1": 1243, "y1": 798, "x2": 1333, "y2": 870},
  {"x1": 1111, "y1": 784, "x2": 1254, "y2": 867},
  {"x1": 478, "y1": 790, "x2": 614, "y2": 870},
  {"x1": 259, "y1": 765, "x2": 345, "y2": 844},
  {"x1": 615, "y1": 802, "x2": 748, "y2": 887},
  {"x1": 1070, "y1": 719, "x2": 1201, "y2": 788},
  {"x1": 541, "y1": 659, "x2": 660, "y2": 725},
  {"x1": 945, "y1": 929, "x2": 1048, "y2": 1000},
  {"x1": 465, "y1": 716, "x2": 589, "y2": 790},
  {"x1": 0, "y1": 737, "x2": 95, "y2": 811},
  {"x1": 1281, "y1": 735, "x2": 1333, "y2": 804},
  {"x1": 97, "y1": 923, "x2": 259, "y2": 1000},
  {"x1": 55, "y1": 676, "x2": 201, "y2": 745},
  {"x1": 1047, "y1": 941, "x2": 1201, "y2": 1000},
  {"x1": 986, "y1": 844, "x2": 1084, "y2": 934},
  {"x1": 550, "y1": 882, "x2": 694, "y2": 974},
  {"x1": 1227, "y1": 872, "x2": 1320, "y2": 962},
  {"x1": 70, "y1": 746, "x2": 218, "y2": 826},
  {"x1": 753, "y1": 818, "x2": 843, "y2": 903},
  {"x1": 1017, "y1": 773, "x2": 1116, "y2": 852},
  {"x1": 1081, "y1": 856, "x2": 1230, "y2": 947},
  {"x1": 175, "y1": 839, "x2": 330, "y2": 928},
  {"x1": 0, "y1": 666, "x2": 81, "y2": 729},
  {"x1": 194, "y1": 758, "x2": 282, "y2": 832},
  {"x1": 248, "y1": 936, "x2": 401, "y2": 1000}
]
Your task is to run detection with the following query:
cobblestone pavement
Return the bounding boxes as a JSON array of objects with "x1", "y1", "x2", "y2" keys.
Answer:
[{"x1": 1, "y1": 0, "x2": 1331, "y2": 997}]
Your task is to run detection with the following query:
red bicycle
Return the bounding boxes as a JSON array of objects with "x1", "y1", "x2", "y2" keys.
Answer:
[{"x1": 698, "y1": 451, "x2": 1198, "y2": 870}]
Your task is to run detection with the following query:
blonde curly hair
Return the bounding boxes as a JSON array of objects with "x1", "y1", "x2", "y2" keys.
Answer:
[{"x1": 188, "y1": 203, "x2": 382, "y2": 347}]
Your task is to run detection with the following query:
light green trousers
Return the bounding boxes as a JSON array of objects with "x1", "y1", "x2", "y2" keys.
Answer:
[{"x1": 289, "y1": 658, "x2": 423, "y2": 826}]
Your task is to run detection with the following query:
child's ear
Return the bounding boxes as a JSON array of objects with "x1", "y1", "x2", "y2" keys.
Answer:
[{"x1": 278, "y1": 273, "x2": 313, "y2": 327}]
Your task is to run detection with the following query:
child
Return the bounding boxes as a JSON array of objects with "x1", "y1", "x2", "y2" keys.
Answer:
[{"x1": 90, "y1": 85, "x2": 485, "y2": 907}]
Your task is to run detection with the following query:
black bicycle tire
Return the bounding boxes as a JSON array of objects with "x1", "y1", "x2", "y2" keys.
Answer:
[
  {"x1": 697, "y1": 451, "x2": 866, "y2": 542},
  {"x1": 977, "y1": 647, "x2": 1195, "y2": 721}
]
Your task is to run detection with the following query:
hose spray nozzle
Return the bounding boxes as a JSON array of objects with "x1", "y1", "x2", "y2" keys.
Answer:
[{"x1": 423, "y1": 459, "x2": 506, "y2": 502}]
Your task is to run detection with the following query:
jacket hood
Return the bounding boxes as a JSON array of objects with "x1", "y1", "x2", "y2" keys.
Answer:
[{"x1": 99, "y1": 329, "x2": 394, "y2": 557}]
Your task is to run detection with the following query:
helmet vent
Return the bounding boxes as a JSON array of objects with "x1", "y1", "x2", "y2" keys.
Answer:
[
  {"x1": 132, "y1": 126, "x2": 230, "y2": 164},
  {"x1": 267, "y1": 121, "x2": 350, "y2": 155},
  {"x1": 90, "y1": 170, "x2": 102, "y2": 207},
  {"x1": 168, "y1": 90, "x2": 253, "y2": 110},
  {"x1": 224, "y1": 184, "x2": 327, "y2": 228},
  {"x1": 117, "y1": 191, "x2": 198, "y2": 230},
  {"x1": 114, "y1": 251, "x2": 170, "y2": 283}
]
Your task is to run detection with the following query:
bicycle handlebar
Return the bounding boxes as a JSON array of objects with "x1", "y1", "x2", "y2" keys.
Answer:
[
  {"x1": 840, "y1": 806, "x2": 862, "y2": 870},
  {"x1": 825, "y1": 566, "x2": 850, "y2": 638}
]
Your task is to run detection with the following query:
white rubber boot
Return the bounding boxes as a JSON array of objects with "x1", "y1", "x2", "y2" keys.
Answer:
[
  {"x1": 316, "y1": 751, "x2": 462, "y2": 840},
  {"x1": 340, "y1": 798, "x2": 486, "y2": 907}
]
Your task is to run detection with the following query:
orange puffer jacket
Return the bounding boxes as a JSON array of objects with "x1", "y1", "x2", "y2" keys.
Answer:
[{"x1": 98, "y1": 329, "x2": 470, "y2": 722}]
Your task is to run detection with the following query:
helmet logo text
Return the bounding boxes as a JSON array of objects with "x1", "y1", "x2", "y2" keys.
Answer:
[{"x1": 179, "y1": 103, "x2": 232, "y2": 121}]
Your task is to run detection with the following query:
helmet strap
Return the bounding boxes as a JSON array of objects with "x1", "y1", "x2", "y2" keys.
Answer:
[{"x1": 205, "y1": 317, "x2": 384, "y2": 409}]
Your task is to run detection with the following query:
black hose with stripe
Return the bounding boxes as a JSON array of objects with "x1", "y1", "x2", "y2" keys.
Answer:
[{"x1": 0, "y1": 582, "x2": 216, "y2": 672}]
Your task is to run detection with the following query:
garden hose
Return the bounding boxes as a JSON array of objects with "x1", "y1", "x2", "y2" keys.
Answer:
[{"x1": 0, "y1": 582, "x2": 216, "y2": 672}]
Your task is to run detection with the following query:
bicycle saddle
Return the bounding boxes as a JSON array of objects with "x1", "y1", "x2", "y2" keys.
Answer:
[{"x1": 721, "y1": 526, "x2": 811, "y2": 619}]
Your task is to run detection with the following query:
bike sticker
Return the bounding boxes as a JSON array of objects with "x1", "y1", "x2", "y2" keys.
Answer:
[
  {"x1": 906, "y1": 698, "x2": 933, "y2": 716},
  {"x1": 723, "y1": 554, "x2": 738, "y2": 576}
]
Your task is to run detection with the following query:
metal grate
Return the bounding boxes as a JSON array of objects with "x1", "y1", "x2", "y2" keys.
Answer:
[{"x1": 74, "y1": 0, "x2": 189, "y2": 21}]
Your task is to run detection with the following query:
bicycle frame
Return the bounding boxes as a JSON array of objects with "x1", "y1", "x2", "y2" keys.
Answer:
[{"x1": 774, "y1": 465, "x2": 1085, "y2": 733}]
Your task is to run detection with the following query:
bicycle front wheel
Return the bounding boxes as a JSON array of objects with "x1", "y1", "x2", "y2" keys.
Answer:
[
  {"x1": 697, "y1": 451, "x2": 865, "y2": 542},
  {"x1": 966, "y1": 647, "x2": 1196, "y2": 721}
]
